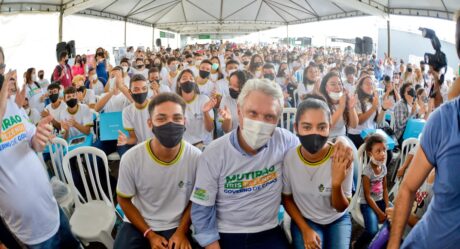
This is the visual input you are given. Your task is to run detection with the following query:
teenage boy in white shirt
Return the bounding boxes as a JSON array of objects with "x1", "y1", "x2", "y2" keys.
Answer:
[{"x1": 114, "y1": 93, "x2": 201, "y2": 249}]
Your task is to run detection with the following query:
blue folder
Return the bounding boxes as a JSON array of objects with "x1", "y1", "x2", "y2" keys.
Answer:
[
  {"x1": 99, "y1": 112, "x2": 128, "y2": 141},
  {"x1": 403, "y1": 119, "x2": 426, "y2": 140},
  {"x1": 360, "y1": 128, "x2": 395, "y2": 150}
]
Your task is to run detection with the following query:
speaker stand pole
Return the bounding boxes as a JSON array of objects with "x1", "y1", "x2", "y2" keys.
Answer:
[
  {"x1": 58, "y1": 8, "x2": 63, "y2": 43},
  {"x1": 152, "y1": 24, "x2": 155, "y2": 51},
  {"x1": 387, "y1": 19, "x2": 391, "y2": 57},
  {"x1": 124, "y1": 17, "x2": 127, "y2": 47}
]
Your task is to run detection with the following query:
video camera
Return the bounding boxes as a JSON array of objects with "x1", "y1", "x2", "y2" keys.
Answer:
[{"x1": 419, "y1": 28, "x2": 447, "y2": 72}]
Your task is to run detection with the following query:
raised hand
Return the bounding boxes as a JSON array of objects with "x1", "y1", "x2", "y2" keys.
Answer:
[
  {"x1": 202, "y1": 97, "x2": 217, "y2": 113},
  {"x1": 219, "y1": 106, "x2": 232, "y2": 121},
  {"x1": 117, "y1": 130, "x2": 128, "y2": 146}
]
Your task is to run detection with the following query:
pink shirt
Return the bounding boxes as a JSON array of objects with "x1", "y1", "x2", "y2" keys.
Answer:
[{"x1": 72, "y1": 65, "x2": 85, "y2": 76}]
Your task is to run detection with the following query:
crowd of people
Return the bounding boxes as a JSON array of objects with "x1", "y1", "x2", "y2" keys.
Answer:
[{"x1": 0, "y1": 36, "x2": 459, "y2": 249}]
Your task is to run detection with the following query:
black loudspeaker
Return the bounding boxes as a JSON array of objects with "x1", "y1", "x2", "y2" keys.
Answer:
[
  {"x1": 156, "y1": 38, "x2": 162, "y2": 47},
  {"x1": 354, "y1": 37, "x2": 362, "y2": 54},
  {"x1": 362, "y1": 36, "x2": 373, "y2": 55},
  {"x1": 66, "y1": 40, "x2": 76, "y2": 58},
  {"x1": 56, "y1": 42, "x2": 67, "y2": 61}
]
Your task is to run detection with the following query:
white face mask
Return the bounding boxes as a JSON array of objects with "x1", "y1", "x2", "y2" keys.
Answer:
[
  {"x1": 31, "y1": 75, "x2": 37, "y2": 82},
  {"x1": 306, "y1": 84, "x2": 315, "y2": 92},
  {"x1": 241, "y1": 117, "x2": 277, "y2": 150},
  {"x1": 329, "y1": 91, "x2": 343, "y2": 101},
  {"x1": 91, "y1": 74, "x2": 98, "y2": 81},
  {"x1": 195, "y1": 60, "x2": 202, "y2": 66},
  {"x1": 370, "y1": 156, "x2": 385, "y2": 167},
  {"x1": 122, "y1": 66, "x2": 129, "y2": 73}
]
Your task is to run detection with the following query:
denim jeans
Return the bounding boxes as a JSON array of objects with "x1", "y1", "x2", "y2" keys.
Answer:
[
  {"x1": 114, "y1": 222, "x2": 198, "y2": 249},
  {"x1": 27, "y1": 208, "x2": 80, "y2": 249},
  {"x1": 355, "y1": 200, "x2": 387, "y2": 249},
  {"x1": 219, "y1": 226, "x2": 289, "y2": 249},
  {"x1": 291, "y1": 212, "x2": 352, "y2": 249}
]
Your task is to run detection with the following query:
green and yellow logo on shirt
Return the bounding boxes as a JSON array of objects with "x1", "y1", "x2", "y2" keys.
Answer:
[
  {"x1": 224, "y1": 165, "x2": 278, "y2": 193},
  {"x1": 193, "y1": 187, "x2": 209, "y2": 201}
]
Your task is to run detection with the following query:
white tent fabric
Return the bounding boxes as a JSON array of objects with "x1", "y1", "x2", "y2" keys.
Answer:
[{"x1": 1, "y1": 0, "x2": 459, "y2": 34}]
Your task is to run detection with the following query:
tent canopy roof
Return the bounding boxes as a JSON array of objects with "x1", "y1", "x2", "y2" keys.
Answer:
[{"x1": 1, "y1": 0, "x2": 459, "y2": 35}]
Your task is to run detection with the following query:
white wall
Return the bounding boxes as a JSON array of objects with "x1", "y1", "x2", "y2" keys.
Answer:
[
  {"x1": 0, "y1": 13, "x2": 59, "y2": 81},
  {"x1": 153, "y1": 29, "x2": 180, "y2": 49}
]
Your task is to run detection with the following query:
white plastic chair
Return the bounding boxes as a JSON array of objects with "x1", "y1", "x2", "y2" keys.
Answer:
[
  {"x1": 389, "y1": 112, "x2": 396, "y2": 131},
  {"x1": 293, "y1": 89, "x2": 299, "y2": 107},
  {"x1": 47, "y1": 137, "x2": 76, "y2": 217},
  {"x1": 389, "y1": 138, "x2": 419, "y2": 201},
  {"x1": 349, "y1": 144, "x2": 367, "y2": 227},
  {"x1": 279, "y1": 108, "x2": 296, "y2": 133},
  {"x1": 62, "y1": 146, "x2": 116, "y2": 249}
]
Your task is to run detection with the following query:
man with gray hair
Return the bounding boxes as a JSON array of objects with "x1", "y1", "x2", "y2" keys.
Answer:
[
  {"x1": 190, "y1": 78, "x2": 297, "y2": 249},
  {"x1": 191, "y1": 78, "x2": 354, "y2": 249}
]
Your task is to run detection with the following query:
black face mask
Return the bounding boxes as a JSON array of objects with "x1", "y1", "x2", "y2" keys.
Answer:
[
  {"x1": 66, "y1": 98, "x2": 78, "y2": 108},
  {"x1": 253, "y1": 62, "x2": 262, "y2": 68},
  {"x1": 407, "y1": 88, "x2": 416, "y2": 98},
  {"x1": 229, "y1": 88, "x2": 239, "y2": 99},
  {"x1": 145, "y1": 64, "x2": 151, "y2": 69},
  {"x1": 97, "y1": 52, "x2": 104, "y2": 57},
  {"x1": 131, "y1": 92, "x2": 148, "y2": 104},
  {"x1": 181, "y1": 81, "x2": 195, "y2": 94},
  {"x1": 187, "y1": 60, "x2": 193, "y2": 65},
  {"x1": 407, "y1": 67, "x2": 413, "y2": 73},
  {"x1": 136, "y1": 65, "x2": 144, "y2": 70},
  {"x1": 199, "y1": 70, "x2": 210, "y2": 79},
  {"x1": 264, "y1": 74, "x2": 275, "y2": 81},
  {"x1": 152, "y1": 122, "x2": 186, "y2": 148},
  {"x1": 298, "y1": 134, "x2": 328, "y2": 154},
  {"x1": 0, "y1": 74, "x2": 4, "y2": 91},
  {"x1": 38, "y1": 74, "x2": 44, "y2": 80},
  {"x1": 49, "y1": 93, "x2": 59, "y2": 103},
  {"x1": 243, "y1": 61, "x2": 249, "y2": 66},
  {"x1": 64, "y1": 59, "x2": 69, "y2": 65},
  {"x1": 154, "y1": 63, "x2": 161, "y2": 67},
  {"x1": 82, "y1": 58, "x2": 87, "y2": 64}
]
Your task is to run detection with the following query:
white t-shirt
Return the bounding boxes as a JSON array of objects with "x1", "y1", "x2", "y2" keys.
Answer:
[
  {"x1": 343, "y1": 82, "x2": 356, "y2": 94},
  {"x1": 90, "y1": 80, "x2": 105, "y2": 96},
  {"x1": 58, "y1": 104, "x2": 93, "y2": 138},
  {"x1": 0, "y1": 100, "x2": 59, "y2": 245},
  {"x1": 297, "y1": 83, "x2": 314, "y2": 99},
  {"x1": 161, "y1": 72, "x2": 180, "y2": 91},
  {"x1": 348, "y1": 101, "x2": 377, "y2": 135},
  {"x1": 117, "y1": 140, "x2": 201, "y2": 230},
  {"x1": 216, "y1": 78, "x2": 230, "y2": 97},
  {"x1": 81, "y1": 89, "x2": 96, "y2": 106},
  {"x1": 196, "y1": 79, "x2": 215, "y2": 98},
  {"x1": 359, "y1": 162, "x2": 387, "y2": 204},
  {"x1": 190, "y1": 128, "x2": 299, "y2": 233},
  {"x1": 37, "y1": 79, "x2": 50, "y2": 89},
  {"x1": 122, "y1": 101, "x2": 153, "y2": 143},
  {"x1": 147, "y1": 84, "x2": 171, "y2": 99},
  {"x1": 218, "y1": 96, "x2": 239, "y2": 133},
  {"x1": 330, "y1": 105, "x2": 346, "y2": 138},
  {"x1": 26, "y1": 108, "x2": 41, "y2": 125},
  {"x1": 45, "y1": 101, "x2": 67, "y2": 122},
  {"x1": 26, "y1": 83, "x2": 46, "y2": 112},
  {"x1": 184, "y1": 95, "x2": 214, "y2": 145},
  {"x1": 131, "y1": 68, "x2": 149, "y2": 79},
  {"x1": 282, "y1": 144, "x2": 353, "y2": 224},
  {"x1": 101, "y1": 93, "x2": 130, "y2": 113}
]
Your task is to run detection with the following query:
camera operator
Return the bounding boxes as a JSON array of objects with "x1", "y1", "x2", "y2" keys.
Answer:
[
  {"x1": 0, "y1": 47, "x2": 80, "y2": 248},
  {"x1": 388, "y1": 12, "x2": 460, "y2": 249}
]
